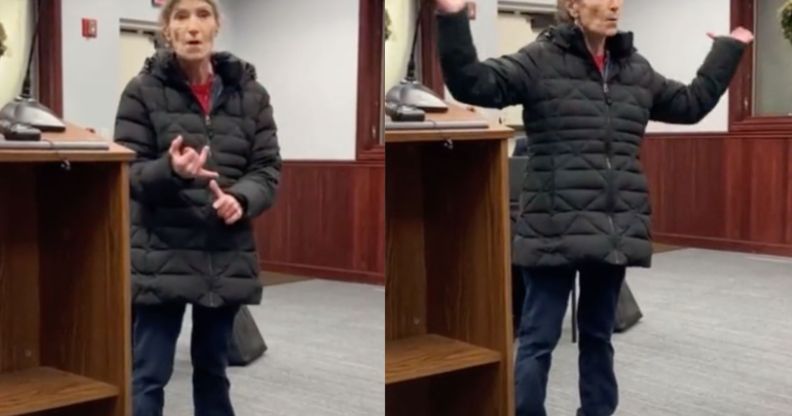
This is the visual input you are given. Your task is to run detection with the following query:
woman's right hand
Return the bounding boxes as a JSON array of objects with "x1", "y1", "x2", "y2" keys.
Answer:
[
  {"x1": 436, "y1": 0, "x2": 468, "y2": 15},
  {"x1": 168, "y1": 136, "x2": 219, "y2": 179}
]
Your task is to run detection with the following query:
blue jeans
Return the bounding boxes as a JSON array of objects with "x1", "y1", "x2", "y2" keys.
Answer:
[
  {"x1": 132, "y1": 303, "x2": 239, "y2": 416},
  {"x1": 515, "y1": 264, "x2": 625, "y2": 416}
]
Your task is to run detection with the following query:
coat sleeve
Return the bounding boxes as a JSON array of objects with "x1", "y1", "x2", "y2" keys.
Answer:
[
  {"x1": 227, "y1": 84, "x2": 282, "y2": 219},
  {"x1": 114, "y1": 77, "x2": 191, "y2": 204},
  {"x1": 648, "y1": 37, "x2": 746, "y2": 124},
  {"x1": 437, "y1": 10, "x2": 538, "y2": 109}
]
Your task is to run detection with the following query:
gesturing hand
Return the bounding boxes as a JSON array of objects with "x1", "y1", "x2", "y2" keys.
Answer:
[
  {"x1": 169, "y1": 136, "x2": 219, "y2": 180},
  {"x1": 436, "y1": 0, "x2": 468, "y2": 14},
  {"x1": 209, "y1": 180, "x2": 243, "y2": 225},
  {"x1": 707, "y1": 26, "x2": 754, "y2": 44}
]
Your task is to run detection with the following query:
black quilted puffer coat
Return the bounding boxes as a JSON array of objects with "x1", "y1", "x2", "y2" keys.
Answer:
[
  {"x1": 438, "y1": 12, "x2": 745, "y2": 268},
  {"x1": 114, "y1": 50, "x2": 281, "y2": 306}
]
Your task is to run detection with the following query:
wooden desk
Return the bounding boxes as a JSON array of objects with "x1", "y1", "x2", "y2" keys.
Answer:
[
  {"x1": 0, "y1": 123, "x2": 132, "y2": 162},
  {"x1": 0, "y1": 123, "x2": 134, "y2": 415},
  {"x1": 385, "y1": 109, "x2": 515, "y2": 416}
]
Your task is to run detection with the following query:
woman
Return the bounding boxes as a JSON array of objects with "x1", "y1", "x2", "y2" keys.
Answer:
[
  {"x1": 114, "y1": 0, "x2": 281, "y2": 414},
  {"x1": 434, "y1": 0, "x2": 752, "y2": 415}
]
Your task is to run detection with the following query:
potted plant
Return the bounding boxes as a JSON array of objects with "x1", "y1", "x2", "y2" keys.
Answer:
[{"x1": 782, "y1": 0, "x2": 792, "y2": 44}]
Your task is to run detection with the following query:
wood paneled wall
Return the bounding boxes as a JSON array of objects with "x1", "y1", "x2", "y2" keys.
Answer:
[
  {"x1": 642, "y1": 133, "x2": 792, "y2": 257},
  {"x1": 254, "y1": 161, "x2": 385, "y2": 284},
  {"x1": 258, "y1": 132, "x2": 791, "y2": 285}
]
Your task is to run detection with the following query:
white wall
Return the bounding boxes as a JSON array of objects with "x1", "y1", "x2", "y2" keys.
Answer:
[
  {"x1": 61, "y1": 0, "x2": 120, "y2": 138},
  {"x1": 119, "y1": 1, "x2": 162, "y2": 22},
  {"x1": 620, "y1": 0, "x2": 731, "y2": 133},
  {"x1": 458, "y1": 0, "x2": 732, "y2": 133},
  {"x1": 0, "y1": 0, "x2": 33, "y2": 109},
  {"x1": 446, "y1": 1, "x2": 502, "y2": 122},
  {"x1": 60, "y1": 0, "x2": 235, "y2": 138},
  {"x1": 59, "y1": 0, "x2": 359, "y2": 158},
  {"x1": 119, "y1": 0, "x2": 235, "y2": 50},
  {"x1": 470, "y1": 0, "x2": 499, "y2": 61},
  {"x1": 228, "y1": 0, "x2": 359, "y2": 160}
]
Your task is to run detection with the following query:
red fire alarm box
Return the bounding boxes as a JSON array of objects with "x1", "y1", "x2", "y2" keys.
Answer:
[{"x1": 82, "y1": 18, "x2": 97, "y2": 38}]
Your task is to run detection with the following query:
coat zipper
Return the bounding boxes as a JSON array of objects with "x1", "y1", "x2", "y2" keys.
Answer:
[
  {"x1": 204, "y1": 114, "x2": 214, "y2": 147},
  {"x1": 201, "y1": 85, "x2": 233, "y2": 308},
  {"x1": 204, "y1": 96, "x2": 219, "y2": 307},
  {"x1": 171, "y1": 76, "x2": 231, "y2": 307},
  {"x1": 202, "y1": 109, "x2": 217, "y2": 307},
  {"x1": 601, "y1": 56, "x2": 617, "y2": 237},
  {"x1": 180, "y1": 80, "x2": 223, "y2": 306}
]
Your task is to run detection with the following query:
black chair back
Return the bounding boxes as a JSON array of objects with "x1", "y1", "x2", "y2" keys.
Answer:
[{"x1": 509, "y1": 156, "x2": 529, "y2": 204}]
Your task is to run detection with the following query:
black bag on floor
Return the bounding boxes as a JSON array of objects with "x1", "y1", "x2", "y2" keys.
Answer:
[
  {"x1": 228, "y1": 306, "x2": 267, "y2": 366},
  {"x1": 614, "y1": 280, "x2": 643, "y2": 333}
]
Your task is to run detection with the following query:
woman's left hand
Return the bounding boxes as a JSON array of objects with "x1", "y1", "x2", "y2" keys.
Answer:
[
  {"x1": 707, "y1": 26, "x2": 754, "y2": 44},
  {"x1": 209, "y1": 180, "x2": 243, "y2": 225}
]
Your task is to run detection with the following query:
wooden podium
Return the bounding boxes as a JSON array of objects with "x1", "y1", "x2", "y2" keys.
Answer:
[
  {"x1": 0, "y1": 124, "x2": 133, "y2": 416},
  {"x1": 385, "y1": 107, "x2": 515, "y2": 415}
]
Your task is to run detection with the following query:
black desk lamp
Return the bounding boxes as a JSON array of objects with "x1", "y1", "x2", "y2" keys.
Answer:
[
  {"x1": 0, "y1": 3, "x2": 66, "y2": 132},
  {"x1": 0, "y1": 22, "x2": 7, "y2": 59},
  {"x1": 385, "y1": 3, "x2": 448, "y2": 112}
]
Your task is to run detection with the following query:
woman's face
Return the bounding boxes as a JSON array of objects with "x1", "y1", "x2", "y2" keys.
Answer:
[
  {"x1": 164, "y1": 0, "x2": 219, "y2": 63},
  {"x1": 568, "y1": 0, "x2": 623, "y2": 37}
]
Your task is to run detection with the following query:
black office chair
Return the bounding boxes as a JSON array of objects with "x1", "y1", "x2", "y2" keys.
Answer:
[{"x1": 509, "y1": 155, "x2": 529, "y2": 337}]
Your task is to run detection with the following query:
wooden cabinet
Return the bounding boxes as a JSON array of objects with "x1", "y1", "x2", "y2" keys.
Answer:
[
  {"x1": 385, "y1": 109, "x2": 515, "y2": 415},
  {"x1": 0, "y1": 124, "x2": 133, "y2": 416}
]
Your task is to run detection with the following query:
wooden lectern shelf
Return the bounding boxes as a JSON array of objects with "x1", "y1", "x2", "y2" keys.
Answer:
[
  {"x1": 0, "y1": 367, "x2": 119, "y2": 416},
  {"x1": 0, "y1": 121, "x2": 132, "y2": 416},
  {"x1": 385, "y1": 105, "x2": 514, "y2": 415},
  {"x1": 386, "y1": 334, "x2": 501, "y2": 384}
]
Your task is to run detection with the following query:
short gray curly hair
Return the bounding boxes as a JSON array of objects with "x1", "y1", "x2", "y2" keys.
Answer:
[{"x1": 556, "y1": 0, "x2": 573, "y2": 24}]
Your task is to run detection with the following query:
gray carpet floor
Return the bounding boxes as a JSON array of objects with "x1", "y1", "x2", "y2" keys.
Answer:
[
  {"x1": 163, "y1": 279, "x2": 385, "y2": 416},
  {"x1": 539, "y1": 248, "x2": 792, "y2": 415},
  {"x1": 158, "y1": 248, "x2": 792, "y2": 415}
]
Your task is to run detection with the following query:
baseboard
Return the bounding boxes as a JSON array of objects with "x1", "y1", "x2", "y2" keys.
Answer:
[
  {"x1": 261, "y1": 261, "x2": 384, "y2": 285},
  {"x1": 654, "y1": 233, "x2": 792, "y2": 258}
]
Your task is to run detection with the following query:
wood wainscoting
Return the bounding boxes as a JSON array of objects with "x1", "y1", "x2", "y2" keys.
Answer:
[
  {"x1": 642, "y1": 132, "x2": 792, "y2": 257},
  {"x1": 257, "y1": 133, "x2": 792, "y2": 281},
  {"x1": 253, "y1": 160, "x2": 385, "y2": 285}
]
